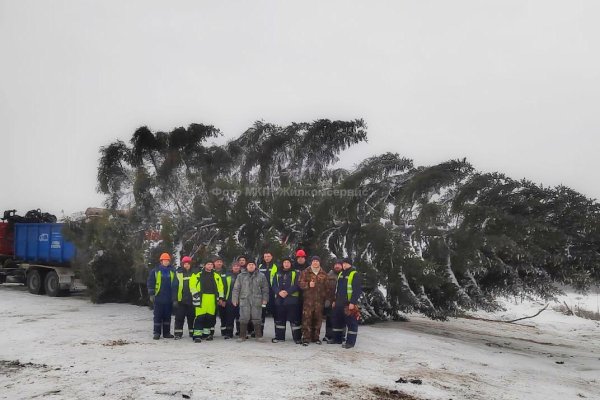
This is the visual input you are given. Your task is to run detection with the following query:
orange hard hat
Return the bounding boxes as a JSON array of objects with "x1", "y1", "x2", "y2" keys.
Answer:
[{"x1": 159, "y1": 253, "x2": 171, "y2": 261}]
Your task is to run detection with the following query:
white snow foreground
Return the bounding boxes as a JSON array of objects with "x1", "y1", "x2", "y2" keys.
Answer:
[{"x1": 1, "y1": 286, "x2": 599, "y2": 400}]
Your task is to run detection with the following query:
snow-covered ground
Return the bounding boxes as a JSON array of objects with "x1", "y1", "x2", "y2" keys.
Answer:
[{"x1": 1, "y1": 285, "x2": 599, "y2": 400}]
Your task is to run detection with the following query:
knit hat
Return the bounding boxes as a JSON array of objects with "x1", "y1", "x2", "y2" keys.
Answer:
[
  {"x1": 311, "y1": 255, "x2": 321, "y2": 262},
  {"x1": 295, "y1": 249, "x2": 307, "y2": 258},
  {"x1": 342, "y1": 257, "x2": 352, "y2": 265}
]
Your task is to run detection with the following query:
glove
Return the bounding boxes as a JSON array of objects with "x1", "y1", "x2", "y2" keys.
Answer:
[
  {"x1": 192, "y1": 293, "x2": 201, "y2": 307},
  {"x1": 149, "y1": 295, "x2": 155, "y2": 304},
  {"x1": 344, "y1": 304, "x2": 361, "y2": 320}
]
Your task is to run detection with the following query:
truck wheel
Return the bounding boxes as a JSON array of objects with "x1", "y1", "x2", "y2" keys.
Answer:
[
  {"x1": 44, "y1": 271, "x2": 62, "y2": 297},
  {"x1": 27, "y1": 270, "x2": 45, "y2": 295}
]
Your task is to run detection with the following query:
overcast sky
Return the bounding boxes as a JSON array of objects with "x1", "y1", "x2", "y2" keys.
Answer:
[{"x1": 1, "y1": 0, "x2": 599, "y2": 217}]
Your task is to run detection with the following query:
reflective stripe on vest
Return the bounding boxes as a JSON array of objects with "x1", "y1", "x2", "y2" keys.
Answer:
[
  {"x1": 336, "y1": 270, "x2": 357, "y2": 301},
  {"x1": 155, "y1": 269, "x2": 175, "y2": 296}
]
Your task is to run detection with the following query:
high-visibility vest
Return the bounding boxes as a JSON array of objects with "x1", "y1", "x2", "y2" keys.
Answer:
[
  {"x1": 176, "y1": 272, "x2": 192, "y2": 302},
  {"x1": 155, "y1": 269, "x2": 175, "y2": 296},
  {"x1": 273, "y1": 270, "x2": 299, "y2": 297},
  {"x1": 190, "y1": 270, "x2": 225, "y2": 299},
  {"x1": 225, "y1": 275, "x2": 232, "y2": 299},
  {"x1": 269, "y1": 264, "x2": 278, "y2": 286},
  {"x1": 336, "y1": 270, "x2": 357, "y2": 301}
]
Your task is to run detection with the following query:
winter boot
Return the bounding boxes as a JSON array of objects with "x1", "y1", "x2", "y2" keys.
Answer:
[
  {"x1": 153, "y1": 334, "x2": 160, "y2": 340},
  {"x1": 194, "y1": 337, "x2": 202, "y2": 343},
  {"x1": 237, "y1": 323, "x2": 248, "y2": 342},
  {"x1": 254, "y1": 321, "x2": 264, "y2": 342},
  {"x1": 163, "y1": 322, "x2": 173, "y2": 338}
]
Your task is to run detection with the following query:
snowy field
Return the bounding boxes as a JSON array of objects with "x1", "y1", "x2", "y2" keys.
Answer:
[{"x1": 1, "y1": 285, "x2": 599, "y2": 400}]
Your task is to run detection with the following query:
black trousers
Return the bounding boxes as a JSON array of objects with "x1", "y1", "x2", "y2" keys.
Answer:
[
  {"x1": 174, "y1": 303, "x2": 195, "y2": 337},
  {"x1": 273, "y1": 302, "x2": 302, "y2": 341},
  {"x1": 222, "y1": 302, "x2": 239, "y2": 337},
  {"x1": 218, "y1": 304, "x2": 227, "y2": 336},
  {"x1": 332, "y1": 304, "x2": 358, "y2": 346},
  {"x1": 324, "y1": 305, "x2": 334, "y2": 339}
]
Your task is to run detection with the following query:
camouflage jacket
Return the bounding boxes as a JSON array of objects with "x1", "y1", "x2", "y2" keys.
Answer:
[
  {"x1": 326, "y1": 270, "x2": 338, "y2": 303},
  {"x1": 298, "y1": 267, "x2": 329, "y2": 305}
]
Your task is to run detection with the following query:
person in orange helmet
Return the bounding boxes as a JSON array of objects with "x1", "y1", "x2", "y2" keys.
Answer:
[{"x1": 147, "y1": 252, "x2": 177, "y2": 340}]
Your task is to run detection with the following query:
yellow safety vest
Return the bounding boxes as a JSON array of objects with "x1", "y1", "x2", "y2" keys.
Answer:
[
  {"x1": 190, "y1": 270, "x2": 225, "y2": 299},
  {"x1": 336, "y1": 270, "x2": 357, "y2": 301},
  {"x1": 269, "y1": 264, "x2": 278, "y2": 286},
  {"x1": 176, "y1": 271, "x2": 192, "y2": 302},
  {"x1": 155, "y1": 269, "x2": 175, "y2": 296},
  {"x1": 273, "y1": 270, "x2": 299, "y2": 297},
  {"x1": 225, "y1": 275, "x2": 232, "y2": 299}
]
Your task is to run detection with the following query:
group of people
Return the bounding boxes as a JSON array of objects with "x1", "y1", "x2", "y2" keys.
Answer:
[{"x1": 147, "y1": 249, "x2": 362, "y2": 349}]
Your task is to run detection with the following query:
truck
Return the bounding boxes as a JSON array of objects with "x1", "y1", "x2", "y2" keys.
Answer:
[{"x1": 0, "y1": 221, "x2": 85, "y2": 296}]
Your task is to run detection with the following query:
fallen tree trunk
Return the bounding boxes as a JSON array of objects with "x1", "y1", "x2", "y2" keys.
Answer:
[{"x1": 461, "y1": 303, "x2": 549, "y2": 324}]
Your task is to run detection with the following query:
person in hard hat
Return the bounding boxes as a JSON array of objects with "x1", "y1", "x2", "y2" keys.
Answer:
[
  {"x1": 172, "y1": 256, "x2": 196, "y2": 339},
  {"x1": 190, "y1": 260, "x2": 225, "y2": 342},
  {"x1": 147, "y1": 252, "x2": 177, "y2": 340},
  {"x1": 292, "y1": 249, "x2": 308, "y2": 325},
  {"x1": 293, "y1": 249, "x2": 308, "y2": 271}
]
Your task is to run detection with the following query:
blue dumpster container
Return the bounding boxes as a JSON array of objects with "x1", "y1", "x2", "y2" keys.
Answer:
[{"x1": 14, "y1": 223, "x2": 75, "y2": 265}]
